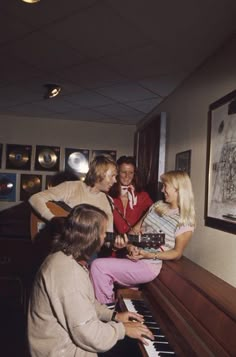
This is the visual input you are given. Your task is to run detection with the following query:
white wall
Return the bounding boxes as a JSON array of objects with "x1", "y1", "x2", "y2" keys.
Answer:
[
  {"x1": 0, "y1": 115, "x2": 135, "y2": 210},
  {"x1": 149, "y1": 36, "x2": 236, "y2": 287}
]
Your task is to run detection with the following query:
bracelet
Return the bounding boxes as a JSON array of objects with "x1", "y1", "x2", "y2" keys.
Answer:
[
  {"x1": 111, "y1": 311, "x2": 117, "y2": 322},
  {"x1": 153, "y1": 252, "x2": 158, "y2": 260}
]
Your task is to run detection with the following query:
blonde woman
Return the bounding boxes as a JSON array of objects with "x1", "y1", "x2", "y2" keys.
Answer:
[{"x1": 90, "y1": 170, "x2": 196, "y2": 304}]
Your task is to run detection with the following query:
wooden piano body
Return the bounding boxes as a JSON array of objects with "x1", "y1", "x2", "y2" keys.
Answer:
[{"x1": 118, "y1": 256, "x2": 236, "y2": 356}]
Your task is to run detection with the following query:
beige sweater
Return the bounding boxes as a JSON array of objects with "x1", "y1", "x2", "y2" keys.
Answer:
[
  {"x1": 28, "y1": 252, "x2": 125, "y2": 357},
  {"x1": 29, "y1": 181, "x2": 113, "y2": 232}
]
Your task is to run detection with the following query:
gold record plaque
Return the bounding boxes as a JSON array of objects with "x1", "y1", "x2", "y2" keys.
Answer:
[
  {"x1": 35, "y1": 145, "x2": 60, "y2": 171},
  {"x1": 6, "y1": 144, "x2": 32, "y2": 170},
  {"x1": 20, "y1": 174, "x2": 42, "y2": 201},
  {"x1": 0, "y1": 173, "x2": 16, "y2": 201},
  {"x1": 65, "y1": 148, "x2": 89, "y2": 174},
  {"x1": 91, "y1": 150, "x2": 116, "y2": 162}
]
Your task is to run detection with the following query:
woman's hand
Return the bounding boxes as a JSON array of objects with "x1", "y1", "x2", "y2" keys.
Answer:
[
  {"x1": 115, "y1": 311, "x2": 144, "y2": 323},
  {"x1": 126, "y1": 244, "x2": 139, "y2": 256},
  {"x1": 126, "y1": 246, "x2": 148, "y2": 261},
  {"x1": 123, "y1": 321, "x2": 154, "y2": 345}
]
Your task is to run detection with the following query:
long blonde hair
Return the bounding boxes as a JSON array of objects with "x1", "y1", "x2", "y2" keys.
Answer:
[{"x1": 156, "y1": 170, "x2": 196, "y2": 227}]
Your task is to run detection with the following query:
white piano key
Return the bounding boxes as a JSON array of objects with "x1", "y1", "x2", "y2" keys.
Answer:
[{"x1": 123, "y1": 299, "x2": 176, "y2": 356}]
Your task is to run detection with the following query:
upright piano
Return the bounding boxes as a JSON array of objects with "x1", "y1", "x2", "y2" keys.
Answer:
[{"x1": 118, "y1": 257, "x2": 236, "y2": 356}]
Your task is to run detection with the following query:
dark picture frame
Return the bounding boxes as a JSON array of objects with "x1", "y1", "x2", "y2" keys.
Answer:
[
  {"x1": 91, "y1": 150, "x2": 116, "y2": 162},
  {"x1": 65, "y1": 148, "x2": 89, "y2": 176},
  {"x1": 205, "y1": 90, "x2": 236, "y2": 234},
  {"x1": 6, "y1": 144, "x2": 32, "y2": 170},
  {"x1": 175, "y1": 150, "x2": 191, "y2": 176},
  {"x1": 0, "y1": 172, "x2": 16, "y2": 202},
  {"x1": 20, "y1": 174, "x2": 42, "y2": 201},
  {"x1": 34, "y1": 145, "x2": 60, "y2": 171}
]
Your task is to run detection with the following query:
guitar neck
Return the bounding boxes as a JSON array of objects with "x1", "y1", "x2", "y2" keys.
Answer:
[
  {"x1": 105, "y1": 233, "x2": 139, "y2": 243},
  {"x1": 105, "y1": 232, "x2": 165, "y2": 249}
]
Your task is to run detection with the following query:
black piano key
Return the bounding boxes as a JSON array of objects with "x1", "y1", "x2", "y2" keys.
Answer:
[
  {"x1": 143, "y1": 315, "x2": 158, "y2": 322},
  {"x1": 158, "y1": 353, "x2": 176, "y2": 356},
  {"x1": 153, "y1": 335, "x2": 169, "y2": 343},
  {"x1": 135, "y1": 306, "x2": 150, "y2": 311},
  {"x1": 148, "y1": 327, "x2": 163, "y2": 333},
  {"x1": 154, "y1": 342, "x2": 174, "y2": 352},
  {"x1": 145, "y1": 321, "x2": 159, "y2": 326},
  {"x1": 132, "y1": 301, "x2": 150, "y2": 310},
  {"x1": 145, "y1": 322, "x2": 165, "y2": 334}
]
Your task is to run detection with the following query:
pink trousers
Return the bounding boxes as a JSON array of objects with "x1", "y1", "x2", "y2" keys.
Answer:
[{"x1": 90, "y1": 257, "x2": 162, "y2": 304}]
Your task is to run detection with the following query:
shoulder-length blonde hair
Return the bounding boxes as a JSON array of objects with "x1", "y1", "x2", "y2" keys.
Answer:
[{"x1": 156, "y1": 170, "x2": 196, "y2": 227}]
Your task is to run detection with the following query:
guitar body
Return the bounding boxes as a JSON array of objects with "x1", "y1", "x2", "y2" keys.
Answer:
[{"x1": 30, "y1": 201, "x2": 70, "y2": 240}]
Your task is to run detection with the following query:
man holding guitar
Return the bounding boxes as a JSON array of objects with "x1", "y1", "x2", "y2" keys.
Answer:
[{"x1": 29, "y1": 155, "x2": 118, "y2": 237}]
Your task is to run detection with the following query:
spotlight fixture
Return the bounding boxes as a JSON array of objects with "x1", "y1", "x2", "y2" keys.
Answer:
[
  {"x1": 21, "y1": 0, "x2": 40, "y2": 3},
  {"x1": 44, "y1": 84, "x2": 62, "y2": 99}
]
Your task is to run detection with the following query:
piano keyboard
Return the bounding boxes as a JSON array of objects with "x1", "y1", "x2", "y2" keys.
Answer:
[{"x1": 123, "y1": 299, "x2": 176, "y2": 357}]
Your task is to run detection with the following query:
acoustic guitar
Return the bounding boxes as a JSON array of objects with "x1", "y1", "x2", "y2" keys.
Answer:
[
  {"x1": 30, "y1": 201, "x2": 165, "y2": 248},
  {"x1": 30, "y1": 201, "x2": 71, "y2": 240}
]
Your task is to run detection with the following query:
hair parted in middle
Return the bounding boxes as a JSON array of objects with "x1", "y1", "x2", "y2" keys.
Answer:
[
  {"x1": 109, "y1": 155, "x2": 144, "y2": 198},
  {"x1": 52, "y1": 203, "x2": 108, "y2": 262},
  {"x1": 84, "y1": 155, "x2": 117, "y2": 187}
]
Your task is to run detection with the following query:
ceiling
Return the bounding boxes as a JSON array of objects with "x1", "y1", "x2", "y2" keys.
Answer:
[{"x1": 0, "y1": 0, "x2": 236, "y2": 126}]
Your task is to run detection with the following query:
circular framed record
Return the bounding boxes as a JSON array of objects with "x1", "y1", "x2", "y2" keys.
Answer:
[
  {"x1": 0, "y1": 176, "x2": 14, "y2": 195},
  {"x1": 20, "y1": 174, "x2": 42, "y2": 201},
  {"x1": 67, "y1": 152, "x2": 89, "y2": 173},
  {"x1": 38, "y1": 148, "x2": 58, "y2": 169},
  {"x1": 35, "y1": 145, "x2": 60, "y2": 171},
  {"x1": 6, "y1": 144, "x2": 32, "y2": 170},
  {"x1": 65, "y1": 148, "x2": 89, "y2": 174},
  {"x1": 0, "y1": 173, "x2": 16, "y2": 201}
]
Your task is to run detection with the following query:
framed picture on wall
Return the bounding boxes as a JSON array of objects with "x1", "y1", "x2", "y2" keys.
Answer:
[
  {"x1": 20, "y1": 174, "x2": 42, "y2": 201},
  {"x1": 35, "y1": 145, "x2": 60, "y2": 171},
  {"x1": 6, "y1": 144, "x2": 32, "y2": 170},
  {"x1": 175, "y1": 150, "x2": 191, "y2": 176},
  {"x1": 91, "y1": 150, "x2": 116, "y2": 162},
  {"x1": 205, "y1": 89, "x2": 236, "y2": 234},
  {"x1": 0, "y1": 173, "x2": 16, "y2": 201},
  {"x1": 0, "y1": 144, "x2": 2, "y2": 168},
  {"x1": 65, "y1": 148, "x2": 89, "y2": 175}
]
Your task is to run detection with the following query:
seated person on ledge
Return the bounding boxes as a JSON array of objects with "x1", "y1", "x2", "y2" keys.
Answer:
[{"x1": 90, "y1": 170, "x2": 196, "y2": 304}]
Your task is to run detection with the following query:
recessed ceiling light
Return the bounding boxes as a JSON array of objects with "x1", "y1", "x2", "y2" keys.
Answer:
[
  {"x1": 44, "y1": 84, "x2": 62, "y2": 99},
  {"x1": 21, "y1": 0, "x2": 40, "y2": 4}
]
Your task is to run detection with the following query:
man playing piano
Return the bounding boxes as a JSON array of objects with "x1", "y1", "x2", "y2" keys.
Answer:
[{"x1": 28, "y1": 204, "x2": 154, "y2": 357}]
